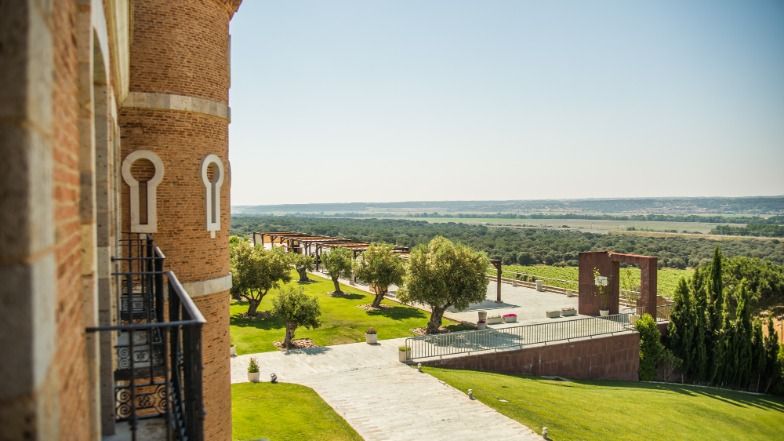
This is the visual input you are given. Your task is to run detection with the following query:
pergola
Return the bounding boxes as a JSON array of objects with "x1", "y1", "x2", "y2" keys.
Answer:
[{"x1": 252, "y1": 231, "x2": 409, "y2": 270}]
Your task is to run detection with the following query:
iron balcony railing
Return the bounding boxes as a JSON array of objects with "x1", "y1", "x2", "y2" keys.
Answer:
[
  {"x1": 87, "y1": 235, "x2": 206, "y2": 441},
  {"x1": 404, "y1": 313, "x2": 635, "y2": 362}
]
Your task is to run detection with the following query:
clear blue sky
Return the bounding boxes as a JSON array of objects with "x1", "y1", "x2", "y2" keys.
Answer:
[{"x1": 229, "y1": 0, "x2": 784, "y2": 205}]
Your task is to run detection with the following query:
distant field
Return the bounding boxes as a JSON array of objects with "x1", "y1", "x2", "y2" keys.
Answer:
[
  {"x1": 395, "y1": 216, "x2": 745, "y2": 235},
  {"x1": 499, "y1": 264, "x2": 692, "y2": 298}
]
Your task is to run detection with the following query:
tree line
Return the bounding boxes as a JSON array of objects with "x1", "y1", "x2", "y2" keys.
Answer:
[
  {"x1": 667, "y1": 249, "x2": 782, "y2": 393},
  {"x1": 231, "y1": 215, "x2": 784, "y2": 268}
]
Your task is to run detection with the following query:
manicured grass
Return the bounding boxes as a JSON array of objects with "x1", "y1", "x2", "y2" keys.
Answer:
[
  {"x1": 232, "y1": 382, "x2": 362, "y2": 441},
  {"x1": 425, "y1": 367, "x2": 784, "y2": 441},
  {"x1": 500, "y1": 264, "x2": 693, "y2": 298},
  {"x1": 230, "y1": 271, "x2": 470, "y2": 354}
]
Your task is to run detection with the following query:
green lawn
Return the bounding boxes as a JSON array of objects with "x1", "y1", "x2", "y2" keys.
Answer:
[
  {"x1": 425, "y1": 367, "x2": 784, "y2": 441},
  {"x1": 230, "y1": 271, "x2": 470, "y2": 354},
  {"x1": 232, "y1": 382, "x2": 362, "y2": 441}
]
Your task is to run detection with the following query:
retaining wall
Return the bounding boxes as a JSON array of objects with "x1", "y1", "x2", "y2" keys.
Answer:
[{"x1": 422, "y1": 332, "x2": 640, "y2": 381}]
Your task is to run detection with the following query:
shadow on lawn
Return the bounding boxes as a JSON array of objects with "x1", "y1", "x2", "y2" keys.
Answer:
[
  {"x1": 366, "y1": 305, "x2": 427, "y2": 321},
  {"x1": 230, "y1": 303, "x2": 285, "y2": 330},
  {"x1": 329, "y1": 292, "x2": 365, "y2": 300},
  {"x1": 571, "y1": 378, "x2": 784, "y2": 412}
]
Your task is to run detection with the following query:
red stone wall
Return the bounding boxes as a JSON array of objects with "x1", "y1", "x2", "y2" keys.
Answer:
[
  {"x1": 52, "y1": 0, "x2": 91, "y2": 439},
  {"x1": 423, "y1": 333, "x2": 641, "y2": 382}
]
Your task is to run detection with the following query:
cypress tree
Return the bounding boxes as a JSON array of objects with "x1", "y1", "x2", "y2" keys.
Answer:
[
  {"x1": 732, "y1": 283, "x2": 752, "y2": 388},
  {"x1": 712, "y1": 292, "x2": 734, "y2": 386},
  {"x1": 709, "y1": 248, "x2": 724, "y2": 335},
  {"x1": 692, "y1": 282, "x2": 709, "y2": 382},
  {"x1": 751, "y1": 319, "x2": 766, "y2": 392},
  {"x1": 763, "y1": 319, "x2": 781, "y2": 393},
  {"x1": 669, "y1": 278, "x2": 694, "y2": 378}
]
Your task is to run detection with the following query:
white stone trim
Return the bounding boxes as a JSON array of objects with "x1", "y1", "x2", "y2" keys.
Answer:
[
  {"x1": 181, "y1": 273, "x2": 232, "y2": 298},
  {"x1": 122, "y1": 91, "x2": 230, "y2": 121},
  {"x1": 200, "y1": 154, "x2": 224, "y2": 239},
  {"x1": 121, "y1": 150, "x2": 163, "y2": 233}
]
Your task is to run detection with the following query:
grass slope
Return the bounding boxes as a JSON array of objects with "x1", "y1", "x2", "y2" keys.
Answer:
[
  {"x1": 230, "y1": 271, "x2": 469, "y2": 354},
  {"x1": 500, "y1": 264, "x2": 692, "y2": 297},
  {"x1": 232, "y1": 382, "x2": 362, "y2": 441},
  {"x1": 425, "y1": 367, "x2": 784, "y2": 441}
]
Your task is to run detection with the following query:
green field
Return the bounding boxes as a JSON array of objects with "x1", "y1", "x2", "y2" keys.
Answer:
[
  {"x1": 395, "y1": 216, "x2": 745, "y2": 235},
  {"x1": 230, "y1": 271, "x2": 469, "y2": 354},
  {"x1": 425, "y1": 368, "x2": 784, "y2": 441},
  {"x1": 498, "y1": 264, "x2": 692, "y2": 297},
  {"x1": 232, "y1": 382, "x2": 362, "y2": 441}
]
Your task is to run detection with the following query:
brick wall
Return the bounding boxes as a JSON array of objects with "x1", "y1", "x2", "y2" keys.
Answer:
[
  {"x1": 119, "y1": 108, "x2": 230, "y2": 280},
  {"x1": 423, "y1": 333, "x2": 640, "y2": 382},
  {"x1": 129, "y1": 0, "x2": 230, "y2": 102},
  {"x1": 194, "y1": 290, "x2": 232, "y2": 441},
  {"x1": 52, "y1": 0, "x2": 91, "y2": 439}
]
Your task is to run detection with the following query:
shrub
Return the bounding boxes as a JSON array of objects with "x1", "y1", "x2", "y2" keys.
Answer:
[
  {"x1": 636, "y1": 313, "x2": 664, "y2": 381},
  {"x1": 248, "y1": 358, "x2": 260, "y2": 373}
]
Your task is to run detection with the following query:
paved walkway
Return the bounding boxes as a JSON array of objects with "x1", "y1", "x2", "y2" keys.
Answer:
[{"x1": 231, "y1": 338, "x2": 540, "y2": 441}]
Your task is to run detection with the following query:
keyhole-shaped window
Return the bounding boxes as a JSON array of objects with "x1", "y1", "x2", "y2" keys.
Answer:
[
  {"x1": 121, "y1": 150, "x2": 164, "y2": 233},
  {"x1": 200, "y1": 154, "x2": 224, "y2": 238}
]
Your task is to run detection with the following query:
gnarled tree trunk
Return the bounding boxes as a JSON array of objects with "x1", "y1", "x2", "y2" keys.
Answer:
[
  {"x1": 297, "y1": 266, "x2": 310, "y2": 282},
  {"x1": 371, "y1": 285, "x2": 387, "y2": 308},
  {"x1": 427, "y1": 306, "x2": 447, "y2": 334},
  {"x1": 331, "y1": 277, "x2": 343, "y2": 295},
  {"x1": 246, "y1": 298, "x2": 260, "y2": 317},
  {"x1": 283, "y1": 322, "x2": 297, "y2": 348}
]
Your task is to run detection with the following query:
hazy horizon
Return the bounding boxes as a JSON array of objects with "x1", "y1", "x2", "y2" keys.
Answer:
[{"x1": 229, "y1": 1, "x2": 784, "y2": 205}]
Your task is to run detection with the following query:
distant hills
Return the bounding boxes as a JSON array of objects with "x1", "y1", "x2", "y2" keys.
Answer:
[{"x1": 234, "y1": 196, "x2": 784, "y2": 217}]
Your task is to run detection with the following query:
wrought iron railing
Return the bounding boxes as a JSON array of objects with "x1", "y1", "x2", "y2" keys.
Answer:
[
  {"x1": 404, "y1": 313, "x2": 634, "y2": 362},
  {"x1": 87, "y1": 235, "x2": 205, "y2": 441}
]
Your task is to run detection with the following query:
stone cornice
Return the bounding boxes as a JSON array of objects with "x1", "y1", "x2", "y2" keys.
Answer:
[{"x1": 122, "y1": 91, "x2": 230, "y2": 121}]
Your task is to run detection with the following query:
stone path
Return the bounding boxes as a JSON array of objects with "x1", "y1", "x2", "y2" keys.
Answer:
[{"x1": 231, "y1": 338, "x2": 541, "y2": 441}]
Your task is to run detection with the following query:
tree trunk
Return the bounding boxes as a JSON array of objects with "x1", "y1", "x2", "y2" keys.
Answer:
[
  {"x1": 332, "y1": 277, "x2": 342, "y2": 295},
  {"x1": 371, "y1": 287, "x2": 387, "y2": 308},
  {"x1": 283, "y1": 323, "x2": 297, "y2": 348},
  {"x1": 427, "y1": 306, "x2": 446, "y2": 334},
  {"x1": 247, "y1": 299, "x2": 260, "y2": 317},
  {"x1": 297, "y1": 266, "x2": 310, "y2": 282}
]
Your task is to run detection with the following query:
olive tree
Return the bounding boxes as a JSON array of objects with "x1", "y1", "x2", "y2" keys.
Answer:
[
  {"x1": 293, "y1": 253, "x2": 315, "y2": 283},
  {"x1": 230, "y1": 242, "x2": 291, "y2": 316},
  {"x1": 353, "y1": 243, "x2": 406, "y2": 308},
  {"x1": 272, "y1": 286, "x2": 321, "y2": 349},
  {"x1": 321, "y1": 247, "x2": 353, "y2": 295},
  {"x1": 399, "y1": 236, "x2": 489, "y2": 334}
]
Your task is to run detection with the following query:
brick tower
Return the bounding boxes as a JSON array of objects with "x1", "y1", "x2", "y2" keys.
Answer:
[{"x1": 119, "y1": 1, "x2": 241, "y2": 440}]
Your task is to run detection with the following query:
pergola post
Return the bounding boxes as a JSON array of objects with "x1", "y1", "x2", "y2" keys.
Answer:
[{"x1": 490, "y1": 258, "x2": 502, "y2": 303}]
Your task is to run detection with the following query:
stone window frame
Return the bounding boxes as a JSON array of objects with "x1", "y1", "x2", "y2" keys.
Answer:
[
  {"x1": 200, "y1": 154, "x2": 224, "y2": 239},
  {"x1": 121, "y1": 150, "x2": 164, "y2": 233}
]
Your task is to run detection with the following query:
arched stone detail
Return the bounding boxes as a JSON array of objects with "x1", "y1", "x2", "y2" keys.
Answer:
[
  {"x1": 121, "y1": 150, "x2": 164, "y2": 233},
  {"x1": 200, "y1": 154, "x2": 224, "y2": 239}
]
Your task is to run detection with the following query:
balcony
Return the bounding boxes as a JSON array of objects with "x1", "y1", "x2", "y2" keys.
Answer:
[{"x1": 88, "y1": 236, "x2": 206, "y2": 441}]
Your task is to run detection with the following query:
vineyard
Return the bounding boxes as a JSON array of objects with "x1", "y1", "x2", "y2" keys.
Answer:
[{"x1": 497, "y1": 264, "x2": 693, "y2": 298}]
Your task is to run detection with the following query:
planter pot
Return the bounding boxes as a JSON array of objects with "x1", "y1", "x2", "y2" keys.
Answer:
[
  {"x1": 230, "y1": 346, "x2": 237, "y2": 357},
  {"x1": 486, "y1": 316, "x2": 504, "y2": 325},
  {"x1": 546, "y1": 310, "x2": 561, "y2": 318},
  {"x1": 503, "y1": 314, "x2": 517, "y2": 323},
  {"x1": 599, "y1": 309, "x2": 610, "y2": 317},
  {"x1": 399, "y1": 350, "x2": 409, "y2": 363},
  {"x1": 477, "y1": 311, "x2": 488, "y2": 322},
  {"x1": 561, "y1": 308, "x2": 577, "y2": 317},
  {"x1": 248, "y1": 372, "x2": 260, "y2": 383},
  {"x1": 477, "y1": 321, "x2": 487, "y2": 330},
  {"x1": 366, "y1": 333, "x2": 378, "y2": 345}
]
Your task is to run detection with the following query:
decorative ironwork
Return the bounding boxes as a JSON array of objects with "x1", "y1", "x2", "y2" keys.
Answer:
[{"x1": 86, "y1": 234, "x2": 205, "y2": 441}]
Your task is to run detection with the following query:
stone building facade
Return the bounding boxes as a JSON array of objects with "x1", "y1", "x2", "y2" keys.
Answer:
[{"x1": 0, "y1": 1, "x2": 241, "y2": 440}]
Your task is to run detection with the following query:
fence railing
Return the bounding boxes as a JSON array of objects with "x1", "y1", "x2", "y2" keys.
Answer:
[
  {"x1": 87, "y1": 235, "x2": 205, "y2": 441},
  {"x1": 404, "y1": 313, "x2": 634, "y2": 361}
]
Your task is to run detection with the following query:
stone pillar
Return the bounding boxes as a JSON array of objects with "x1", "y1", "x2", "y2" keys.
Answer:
[
  {"x1": 119, "y1": 1, "x2": 241, "y2": 440},
  {"x1": 578, "y1": 251, "x2": 614, "y2": 316},
  {"x1": 640, "y1": 257, "x2": 658, "y2": 319}
]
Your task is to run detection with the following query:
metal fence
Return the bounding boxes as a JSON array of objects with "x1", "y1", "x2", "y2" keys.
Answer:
[
  {"x1": 404, "y1": 313, "x2": 634, "y2": 362},
  {"x1": 87, "y1": 235, "x2": 206, "y2": 441}
]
